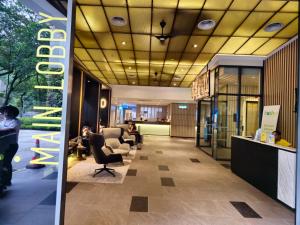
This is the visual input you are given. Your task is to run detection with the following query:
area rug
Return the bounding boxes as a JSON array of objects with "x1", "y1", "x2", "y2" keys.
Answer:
[{"x1": 67, "y1": 150, "x2": 136, "y2": 184}]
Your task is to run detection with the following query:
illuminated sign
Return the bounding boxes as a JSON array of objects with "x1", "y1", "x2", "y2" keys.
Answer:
[
  {"x1": 100, "y1": 98, "x2": 107, "y2": 109},
  {"x1": 192, "y1": 72, "x2": 209, "y2": 100},
  {"x1": 30, "y1": 12, "x2": 67, "y2": 166},
  {"x1": 179, "y1": 105, "x2": 188, "y2": 109}
]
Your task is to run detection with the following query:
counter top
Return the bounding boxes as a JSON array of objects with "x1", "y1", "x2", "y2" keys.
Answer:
[
  {"x1": 126, "y1": 121, "x2": 170, "y2": 125},
  {"x1": 232, "y1": 135, "x2": 296, "y2": 153}
]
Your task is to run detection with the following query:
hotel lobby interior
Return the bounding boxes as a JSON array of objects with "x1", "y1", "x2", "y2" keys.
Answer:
[{"x1": 1, "y1": 0, "x2": 299, "y2": 225}]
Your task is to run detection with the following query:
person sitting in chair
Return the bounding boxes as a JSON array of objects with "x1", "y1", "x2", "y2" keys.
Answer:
[{"x1": 272, "y1": 130, "x2": 292, "y2": 147}]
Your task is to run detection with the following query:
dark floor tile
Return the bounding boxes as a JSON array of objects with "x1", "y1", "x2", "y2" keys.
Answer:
[
  {"x1": 190, "y1": 158, "x2": 200, "y2": 163},
  {"x1": 66, "y1": 182, "x2": 78, "y2": 193},
  {"x1": 127, "y1": 169, "x2": 137, "y2": 176},
  {"x1": 140, "y1": 156, "x2": 148, "y2": 160},
  {"x1": 156, "y1": 151, "x2": 163, "y2": 154},
  {"x1": 158, "y1": 165, "x2": 169, "y2": 171},
  {"x1": 230, "y1": 201, "x2": 262, "y2": 218},
  {"x1": 221, "y1": 164, "x2": 231, "y2": 169},
  {"x1": 161, "y1": 177, "x2": 175, "y2": 187},
  {"x1": 39, "y1": 191, "x2": 56, "y2": 205},
  {"x1": 130, "y1": 196, "x2": 148, "y2": 212},
  {"x1": 42, "y1": 172, "x2": 58, "y2": 180}
]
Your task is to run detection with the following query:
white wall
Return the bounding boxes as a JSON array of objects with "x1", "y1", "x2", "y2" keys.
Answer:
[{"x1": 111, "y1": 85, "x2": 193, "y2": 103}]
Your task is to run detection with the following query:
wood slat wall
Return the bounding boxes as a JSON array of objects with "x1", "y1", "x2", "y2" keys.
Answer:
[
  {"x1": 264, "y1": 38, "x2": 298, "y2": 147},
  {"x1": 170, "y1": 103, "x2": 196, "y2": 138}
]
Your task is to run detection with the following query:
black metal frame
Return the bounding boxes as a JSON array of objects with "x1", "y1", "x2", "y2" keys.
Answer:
[
  {"x1": 197, "y1": 64, "x2": 263, "y2": 160},
  {"x1": 93, "y1": 164, "x2": 116, "y2": 177}
]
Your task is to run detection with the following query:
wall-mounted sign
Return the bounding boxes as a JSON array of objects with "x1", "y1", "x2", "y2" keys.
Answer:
[
  {"x1": 192, "y1": 72, "x2": 209, "y2": 100},
  {"x1": 178, "y1": 105, "x2": 187, "y2": 109},
  {"x1": 260, "y1": 105, "x2": 280, "y2": 142},
  {"x1": 100, "y1": 98, "x2": 107, "y2": 109}
]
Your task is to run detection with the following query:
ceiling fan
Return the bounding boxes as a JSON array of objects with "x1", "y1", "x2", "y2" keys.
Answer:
[{"x1": 154, "y1": 20, "x2": 172, "y2": 44}]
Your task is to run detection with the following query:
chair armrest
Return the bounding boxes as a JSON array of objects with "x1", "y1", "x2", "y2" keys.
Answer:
[
  {"x1": 103, "y1": 144, "x2": 114, "y2": 154},
  {"x1": 119, "y1": 143, "x2": 130, "y2": 150}
]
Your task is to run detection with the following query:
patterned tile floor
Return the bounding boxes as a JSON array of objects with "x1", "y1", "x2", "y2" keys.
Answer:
[{"x1": 65, "y1": 136, "x2": 295, "y2": 225}]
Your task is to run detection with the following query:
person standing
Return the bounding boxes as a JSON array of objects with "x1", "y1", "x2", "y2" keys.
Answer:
[{"x1": 0, "y1": 105, "x2": 21, "y2": 187}]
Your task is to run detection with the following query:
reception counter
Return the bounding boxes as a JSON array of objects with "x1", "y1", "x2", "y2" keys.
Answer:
[
  {"x1": 231, "y1": 136, "x2": 296, "y2": 209},
  {"x1": 135, "y1": 122, "x2": 170, "y2": 136}
]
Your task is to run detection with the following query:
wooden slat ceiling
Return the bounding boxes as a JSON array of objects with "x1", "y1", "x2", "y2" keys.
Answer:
[{"x1": 74, "y1": 0, "x2": 298, "y2": 87}]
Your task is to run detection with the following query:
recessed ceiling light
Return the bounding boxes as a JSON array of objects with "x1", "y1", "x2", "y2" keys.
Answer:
[
  {"x1": 128, "y1": 66, "x2": 132, "y2": 70},
  {"x1": 193, "y1": 44, "x2": 198, "y2": 48},
  {"x1": 173, "y1": 83, "x2": 177, "y2": 86},
  {"x1": 121, "y1": 41, "x2": 126, "y2": 45},
  {"x1": 110, "y1": 16, "x2": 127, "y2": 26},
  {"x1": 170, "y1": 58, "x2": 175, "y2": 61},
  {"x1": 197, "y1": 19, "x2": 216, "y2": 30},
  {"x1": 132, "y1": 81, "x2": 136, "y2": 84},
  {"x1": 264, "y1": 22, "x2": 284, "y2": 32}
]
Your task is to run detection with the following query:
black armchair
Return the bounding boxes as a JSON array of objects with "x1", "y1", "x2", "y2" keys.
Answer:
[{"x1": 89, "y1": 134, "x2": 123, "y2": 177}]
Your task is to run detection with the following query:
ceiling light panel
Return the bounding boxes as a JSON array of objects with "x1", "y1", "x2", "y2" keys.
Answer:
[
  {"x1": 127, "y1": 0, "x2": 152, "y2": 7},
  {"x1": 275, "y1": 19, "x2": 298, "y2": 38},
  {"x1": 119, "y1": 80, "x2": 128, "y2": 85},
  {"x1": 163, "y1": 64, "x2": 177, "y2": 74},
  {"x1": 151, "y1": 52, "x2": 166, "y2": 64},
  {"x1": 202, "y1": 37, "x2": 228, "y2": 53},
  {"x1": 185, "y1": 36, "x2": 208, "y2": 53},
  {"x1": 94, "y1": 33, "x2": 116, "y2": 49},
  {"x1": 213, "y1": 11, "x2": 249, "y2": 36},
  {"x1": 255, "y1": 13, "x2": 298, "y2": 37},
  {"x1": 235, "y1": 37, "x2": 269, "y2": 54},
  {"x1": 152, "y1": 9, "x2": 176, "y2": 35},
  {"x1": 74, "y1": 48, "x2": 92, "y2": 61},
  {"x1": 183, "y1": 75, "x2": 197, "y2": 82},
  {"x1": 81, "y1": 6, "x2": 110, "y2": 32},
  {"x1": 179, "y1": 53, "x2": 198, "y2": 65},
  {"x1": 77, "y1": 0, "x2": 101, "y2": 5},
  {"x1": 280, "y1": 1, "x2": 299, "y2": 13},
  {"x1": 229, "y1": 0, "x2": 260, "y2": 10},
  {"x1": 203, "y1": 0, "x2": 232, "y2": 10},
  {"x1": 168, "y1": 36, "x2": 190, "y2": 52},
  {"x1": 180, "y1": 81, "x2": 192, "y2": 87},
  {"x1": 132, "y1": 35, "x2": 150, "y2": 51},
  {"x1": 109, "y1": 63, "x2": 124, "y2": 72},
  {"x1": 178, "y1": 0, "x2": 205, "y2": 9},
  {"x1": 173, "y1": 10, "x2": 199, "y2": 37},
  {"x1": 151, "y1": 36, "x2": 169, "y2": 52},
  {"x1": 234, "y1": 12, "x2": 273, "y2": 37},
  {"x1": 76, "y1": 31, "x2": 99, "y2": 48},
  {"x1": 102, "y1": 0, "x2": 126, "y2": 7},
  {"x1": 193, "y1": 11, "x2": 224, "y2": 35},
  {"x1": 74, "y1": 37, "x2": 82, "y2": 47},
  {"x1": 219, "y1": 37, "x2": 249, "y2": 54},
  {"x1": 103, "y1": 50, "x2": 121, "y2": 62},
  {"x1": 175, "y1": 65, "x2": 190, "y2": 74},
  {"x1": 87, "y1": 49, "x2": 106, "y2": 62},
  {"x1": 254, "y1": 38, "x2": 288, "y2": 55},
  {"x1": 105, "y1": 7, "x2": 130, "y2": 32},
  {"x1": 188, "y1": 65, "x2": 204, "y2": 75},
  {"x1": 113, "y1": 33, "x2": 133, "y2": 50},
  {"x1": 82, "y1": 61, "x2": 98, "y2": 70},
  {"x1": 119, "y1": 50, "x2": 135, "y2": 63},
  {"x1": 153, "y1": 0, "x2": 178, "y2": 8},
  {"x1": 254, "y1": 1, "x2": 286, "y2": 12},
  {"x1": 96, "y1": 62, "x2": 111, "y2": 71},
  {"x1": 129, "y1": 8, "x2": 151, "y2": 34},
  {"x1": 194, "y1": 53, "x2": 214, "y2": 65},
  {"x1": 135, "y1": 52, "x2": 149, "y2": 64},
  {"x1": 165, "y1": 52, "x2": 181, "y2": 64},
  {"x1": 75, "y1": 6, "x2": 90, "y2": 31}
]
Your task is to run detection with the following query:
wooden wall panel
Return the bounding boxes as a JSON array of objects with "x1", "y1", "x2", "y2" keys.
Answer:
[
  {"x1": 264, "y1": 38, "x2": 298, "y2": 147},
  {"x1": 170, "y1": 103, "x2": 196, "y2": 138}
]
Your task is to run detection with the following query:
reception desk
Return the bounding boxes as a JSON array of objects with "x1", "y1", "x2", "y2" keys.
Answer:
[
  {"x1": 135, "y1": 121, "x2": 170, "y2": 136},
  {"x1": 231, "y1": 136, "x2": 296, "y2": 209}
]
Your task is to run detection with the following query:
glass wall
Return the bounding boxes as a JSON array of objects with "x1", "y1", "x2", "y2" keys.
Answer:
[{"x1": 197, "y1": 66, "x2": 262, "y2": 160}]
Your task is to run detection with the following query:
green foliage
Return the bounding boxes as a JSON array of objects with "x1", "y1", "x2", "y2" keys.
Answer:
[
  {"x1": 19, "y1": 117, "x2": 60, "y2": 131},
  {"x1": 0, "y1": 0, "x2": 63, "y2": 113}
]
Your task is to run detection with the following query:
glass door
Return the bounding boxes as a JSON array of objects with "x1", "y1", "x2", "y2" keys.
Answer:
[{"x1": 198, "y1": 99, "x2": 213, "y2": 155}]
